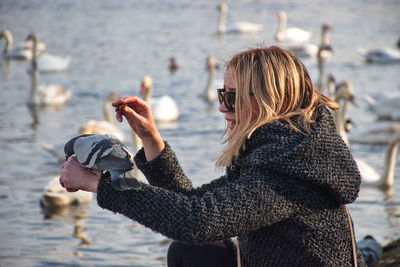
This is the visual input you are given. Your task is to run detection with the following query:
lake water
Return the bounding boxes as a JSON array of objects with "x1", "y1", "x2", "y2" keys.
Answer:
[{"x1": 1, "y1": 0, "x2": 399, "y2": 266}]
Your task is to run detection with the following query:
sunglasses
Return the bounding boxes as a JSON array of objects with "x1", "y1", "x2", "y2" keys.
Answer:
[{"x1": 217, "y1": 88, "x2": 236, "y2": 113}]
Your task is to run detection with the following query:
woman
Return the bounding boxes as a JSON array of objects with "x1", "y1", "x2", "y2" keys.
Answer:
[{"x1": 60, "y1": 46, "x2": 366, "y2": 266}]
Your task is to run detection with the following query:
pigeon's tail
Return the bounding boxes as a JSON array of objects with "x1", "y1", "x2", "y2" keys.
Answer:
[{"x1": 109, "y1": 169, "x2": 141, "y2": 190}]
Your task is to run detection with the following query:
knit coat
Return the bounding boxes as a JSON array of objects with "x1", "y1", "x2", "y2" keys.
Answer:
[{"x1": 97, "y1": 107, "x2": 366, "y2": 267}]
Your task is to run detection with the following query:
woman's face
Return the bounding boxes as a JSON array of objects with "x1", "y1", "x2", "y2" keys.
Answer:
[
  {"x1": 219, "y1": 69, "x2": 259, "y2": 131},
  {"x1": 219, "y1": 69, "x2": 236, "y2": 130}
]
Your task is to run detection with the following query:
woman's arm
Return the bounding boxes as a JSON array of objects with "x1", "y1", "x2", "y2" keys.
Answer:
[{"x1": 96, "y1": 167, "x2": 302, "y2": 244}]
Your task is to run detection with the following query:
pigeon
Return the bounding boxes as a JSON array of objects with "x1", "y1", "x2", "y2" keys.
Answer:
[{"x1": 64, "y1": 134, "x2": 141, "y2": 190}]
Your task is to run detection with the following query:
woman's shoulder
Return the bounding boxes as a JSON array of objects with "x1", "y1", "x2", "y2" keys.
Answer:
[{"x1": 241, "y1": 106, "x2": 341, "y2": 165}]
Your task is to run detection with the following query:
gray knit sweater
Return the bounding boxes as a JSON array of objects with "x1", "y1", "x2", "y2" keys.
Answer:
[{"x1": 97, "y1": 107, "x2": 366, "y2": 267}]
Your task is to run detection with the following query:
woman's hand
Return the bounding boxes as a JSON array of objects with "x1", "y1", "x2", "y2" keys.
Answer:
[
  {"x1": 60, "y1": 156, "x2": 100, "y2": 193},
  {"x1": 112, "y1": 96, "x2": 165, "y2": 161}
]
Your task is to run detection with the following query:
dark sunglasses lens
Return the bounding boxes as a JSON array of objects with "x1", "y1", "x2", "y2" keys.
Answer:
[
  {"x1": 225, "y1": 92, "x2": 235, "y2": 112},
  {"x1": 218, "y1": 90, "x2": 224, "y2": 104}
]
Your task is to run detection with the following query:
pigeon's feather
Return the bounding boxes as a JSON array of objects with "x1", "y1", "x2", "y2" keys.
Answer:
[{"x1": 63, "y1": 134, "x2": 140, "y2": 190}]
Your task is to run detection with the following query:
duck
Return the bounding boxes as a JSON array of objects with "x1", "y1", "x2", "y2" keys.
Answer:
[
  {"x1": 275, "y1": 11, "x2": 312, "y2": 43},
  {"x1": 203, "y1": 56, "x2": 223, "y2": 103},
  {"x1": 356, "y1": 135, "x2": 400, "y2": 196},
  {"x1": 26, "y1": 33, "x2": 71, "y2": 73},
  {"x1": 79, "y1": 92, "x2": 125, "y2": 143},
  {"x1": 168, "y1": 57, "x2": 180, "y2": 73},
  {"x1": 216, "y1": 3, "x2": 262, "y2": 35},
  {"x1": 40, "y1": 176, "x2": 93, "y2": 209},
  {"x1": 0, "y1": 29, "x2": 46, "y2": 60},
  {"x1": 29, "y1": 62, "x2": 72, "y2": 107},
  {"x1": 140, "y1": 75, "x2": 180, "y2": 123},
  {"x1": 288, "y1": 24, "x2": 333, "y2": 58}
]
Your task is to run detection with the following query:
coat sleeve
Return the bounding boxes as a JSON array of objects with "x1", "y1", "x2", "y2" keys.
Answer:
[{"x1": 96, "y1": 163, "x2": 305, "y2": 244}]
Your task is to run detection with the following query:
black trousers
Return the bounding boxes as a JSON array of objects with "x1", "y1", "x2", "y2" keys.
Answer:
[{"x1": 167, "y1": 240, "x2": 236, "y2": 267}]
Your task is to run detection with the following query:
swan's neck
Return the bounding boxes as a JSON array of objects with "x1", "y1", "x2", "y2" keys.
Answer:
[
  {"x1": 334, "y1": 98, "x2": 349, "y2": 146},
  {"x1": 317, "y1": 48, "x2": 325, "y2": 91},
  {"x1": 218, "y1": 8, "x2": 227, "y2": 34},
  {"x1": 2, "y1": 32, "x2": 13, "y2": 53},
  {"x1": 327, "y1": 80, "x2": 335, "y2": 100},
  {"x1": 380, "y1": 138, "x2": 400, "y2": 189},
  {"x1": 30, "y1": 36, "x2": 39, "y2": 70},
  {"x1": 205, "y1": 65, "x2": 216, "y2": 101},
  {"x1": 30, "y1": 69, "x2": 40, "y2": 101},
  {"x1": 275, "y1": 16, "x2": 286, "y2": 41},
  {"x1": 321, "y1": 29, "x2": 330, "y2": 47},
  {"x1": 103, "y1": 98, "x2": 115, "y2": 125},
  {"x1": 144, "y1": 86, "x2": 152, "y2": 104},
  {"x1": 132, "y1": 131, "x2": 143, "y2": 152}
]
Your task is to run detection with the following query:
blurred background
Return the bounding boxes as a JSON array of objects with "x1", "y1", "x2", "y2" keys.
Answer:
[{"x1": 0, "y1": 0, "x2": 399, "y2": 266}]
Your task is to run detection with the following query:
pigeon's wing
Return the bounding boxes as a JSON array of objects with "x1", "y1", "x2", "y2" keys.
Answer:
[
  {"x1": 64, "y1": 134, "x2": 96, "y2": 160},
  {"x1": 109, "y1": 169, "x2": 141, "y2": 190},
  {"x1": 95, "y1": 153, "x2": 134, "y2": 171},
  {"x1": 73, "y1": 134, "x2": 121, "y2": 168}
]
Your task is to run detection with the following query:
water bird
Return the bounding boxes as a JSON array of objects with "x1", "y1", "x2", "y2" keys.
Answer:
[
  {"x1": 349, "y1": 121, "x2": 400, "y2": 145},
  {"x1": 364, "y1": 92, "x2": 400, "y2": 121},
  {"x1": 203, "y1": 56, "x2": 222, "y2": 103},
  {"x1": 332, "y1": 80, "x2": 357, "y2": 146},
  {"x1": 79, "y1": 92, "x2": 125, "y2": 142},
  {"x1": 275, "y1": 11, "x2": 312, "y2": 43},
  {"x1": 168, "y1": 57, "x2": 179, "y2": 73},
  {"x1": 140, "y1": 75, "x2": 180, "y2": 123},
  {"x1": 359, "y1": 47, "x2": 400, "y2": 64},
  {"x1": 355, "y1": 134, "x2": 400, "y2": 196},
  {"x1": 64, "y1": 134, "x2": 141, "y2": 190},
  {"x1": 40, "y1": 176, "x2": 93, "y2": 209},
  {"x1": 0, "y1": 29, "x2": 46, "y2": 60},
  {"x1": 216, "y1": 3, "x2": 262, "y2": 35},
  {"x1": 29, "y1": 61, "x2": 72, "y2": 107},
  {"x1": 288, "y1": 24, "x2": 333, "y2": 59},
  {"x1": 26, "y1": 33, "x2": 71, "y2": 73},
  {"x1": 315, "y1": 44, "x2": 334, "y2": 92}
]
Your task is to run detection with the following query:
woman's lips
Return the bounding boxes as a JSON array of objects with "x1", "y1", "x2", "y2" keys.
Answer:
[{"x1": 227, "y1": 120, "x2": 236, "y2": 129}]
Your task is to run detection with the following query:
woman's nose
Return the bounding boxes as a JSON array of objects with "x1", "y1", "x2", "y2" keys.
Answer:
[{"x1": 219, "y1": 101, "x2": 228, "y2": 113}]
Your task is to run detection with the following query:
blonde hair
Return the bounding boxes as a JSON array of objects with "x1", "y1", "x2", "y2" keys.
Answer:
[{"x1": 216, "y1": 46, "x2": 338, "y2": 167}]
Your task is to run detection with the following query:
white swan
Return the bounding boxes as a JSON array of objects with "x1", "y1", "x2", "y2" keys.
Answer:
[
  {"x1": 140, "y1": 75, "x2": 180, "y2": 123},
  {"x1": 275, "y1": 11, "x2": 312, "y2": 43},
  {"x1": 203, "y1": 56, "x2": 223, "y2": 103},
  {"x1": 26, "y1": 33, "x2": 71, "y2": 73},
  {"x1": 349, "y1": 121, "x2": 400, "y2": 145},
  {"x1": 0, "y1": 29, "x2": 46, "y2": 60},
  {"x1": 79, "y1": 92, "x2": 125, "y2": 142},
  {"x1": 366, "y1": 93, "x2": 400, "y2": 121},
  {"x1": 287, "y1": 24, "x2": 333, "y2": 58},
  {"x1": 40, "y1": 176, "x2": 93, "y2": 209},
  {"x1": 359, "y1": 46, "x2": 400, "y2": 64},
  {"x1": 356, "y1": 135, "x2": 400, "y2": 196},
  {"x1": 216, "y1": 3, "x2": 262, "y2": 34},
  {"x1": 30, "y1": 64, "x2": 72, "y2": 107},
  {"x1": 332, "y1": 80, "x2": 357, "y2": 145},
  {"x1": 315, "y1": 44, "x2": 334, "y2": 92}
]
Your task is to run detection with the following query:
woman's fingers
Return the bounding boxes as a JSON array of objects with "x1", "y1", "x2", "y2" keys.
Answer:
[{"x1": 112, "y1": 96, "x2": 142, "y2": 107}]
